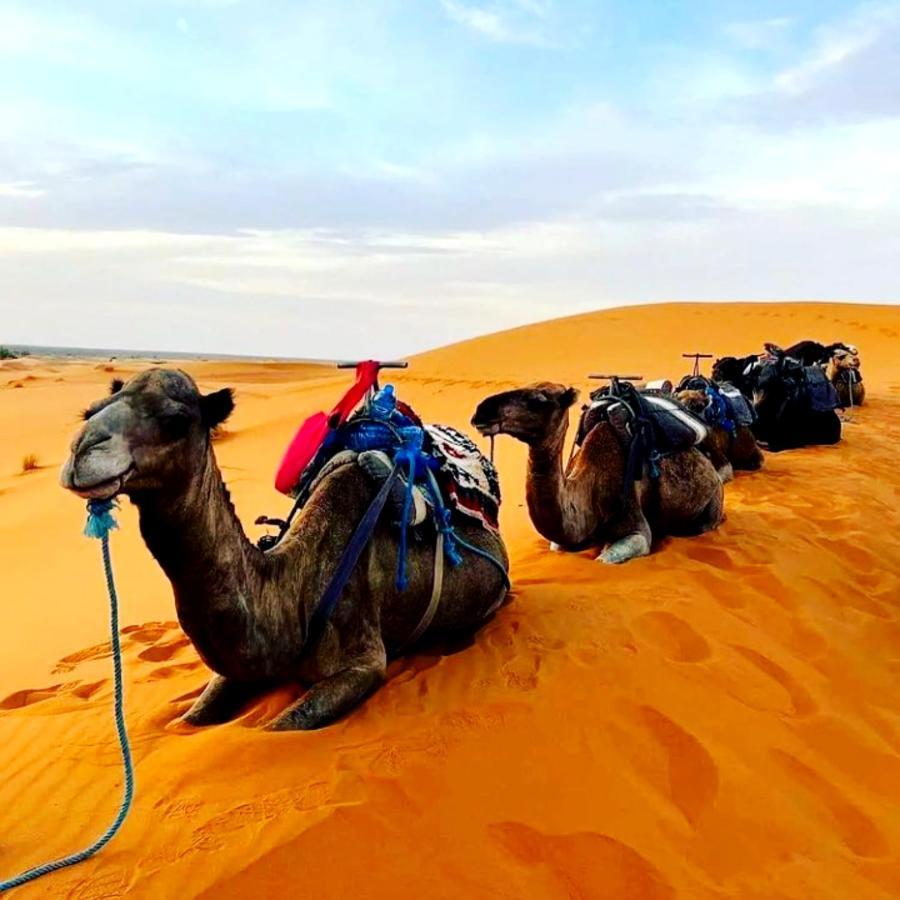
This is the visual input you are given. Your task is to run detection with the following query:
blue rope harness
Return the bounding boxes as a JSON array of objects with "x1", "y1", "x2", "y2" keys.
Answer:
[{"x1": 0, "y1": 499, "x2": 135, "y2": 893}]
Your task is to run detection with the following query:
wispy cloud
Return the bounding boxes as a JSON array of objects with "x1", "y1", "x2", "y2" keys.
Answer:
[
  {"x1": 439, "y1": 0, "x2": 554, "y2": 46},
  {"x1": 724, "y1": 17, "x2": 792, "y2": 51}
]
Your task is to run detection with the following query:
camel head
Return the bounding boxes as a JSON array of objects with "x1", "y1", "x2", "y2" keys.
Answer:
[
  {"x1": 831, "y1": 347, "x2": 861, "y2": 372},
  {"x1": 471, "y1": 383, "x2": 579, "y2": 446},
  {"x1": 61, "y1": 368, "x2": 234, "y2": 500}
]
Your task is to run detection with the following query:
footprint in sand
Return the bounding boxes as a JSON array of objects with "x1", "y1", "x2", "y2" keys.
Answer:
[
  {"x1": 137, "y1": 636, "x2": 191, "y2": 662},
  {"x1": 633, "y1": 611, "x2": 711, "y2": 663},
  {"x1": 633, "y1": 705, "x2": 720, "y2": 827},
  {"x1": 730, "y1": 645, "x2": 818, "y2": 718},
  {"x1": 121, "y1": 621, "x2": 179, "y2": 644},
  {"x1": 490, "y1": 821, "x2": 675, "y2": 899},
  {"x1": 0, "y1": 678, "x2": 108, "y2": 710},
  {"x1": 56, "y1": 868, "x2": 129, "y2": 899},
  {"x1": 52, "y1": 641, "x2": 113, "y2": 673},
  {"x1": 772, "y1": 749, "x2": 889, "y2": 858},
  {"x1": 684, "y1": 545, "x2": 736, "y2": 571}
]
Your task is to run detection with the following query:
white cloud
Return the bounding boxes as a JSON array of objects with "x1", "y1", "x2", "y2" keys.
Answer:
[
  {"x1": 439, "y1": 0, "x2": 553, "y2": 46},
  {"x1": 775, "y1": 2, "x2": 900, "y2": 94},
  {"x1": 0, "y1": 181, "x2": 45, "y2": 199}
]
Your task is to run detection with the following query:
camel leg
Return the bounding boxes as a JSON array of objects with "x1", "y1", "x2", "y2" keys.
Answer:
[
  {"x1": 268, "y1": 654, "x2": 386, "y2": 731},
  {"x1": 598, "y1": 504, "x2": 653, "y2": 565},
  {"x1": 693, "y1": 484, "x2": 725, "y2": 535},
  {"x1": 182, "y1": 674, "x2": 268, "y2": 726},
  {"x1": 598, "y1": 533, "x2": 651, "y2": 564}
]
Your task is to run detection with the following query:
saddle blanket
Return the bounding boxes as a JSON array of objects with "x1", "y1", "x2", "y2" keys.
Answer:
[{"x1": 425, "y1": 424, "x2": 501, "y2": 531}]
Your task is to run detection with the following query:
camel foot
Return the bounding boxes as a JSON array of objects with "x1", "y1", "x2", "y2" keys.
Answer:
[
  {"x1": 267, "y1": 659, "x2": 385, "y2": 731},
  {"x1": 182, "y1": 675, "x2": 266, "y2": 726},
  {"x1": 717, "y1": 462, "x2": 734, "y2": 484},
  {"x1": 598, "y1": 533, "x2": 651, "y2": 565},
  {"x1": 549, "y1": 541, "x2": 561, "y2": 552}
]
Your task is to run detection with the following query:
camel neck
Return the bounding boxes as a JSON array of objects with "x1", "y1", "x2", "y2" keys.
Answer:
[
  {"x1": 525, "y1": 420, "x2": 582, "y2": 546},
  {"x1": 132, "y1": 443, "x2": 267, "y2": 673}
]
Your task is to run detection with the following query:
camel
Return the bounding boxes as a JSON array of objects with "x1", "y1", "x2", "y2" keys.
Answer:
[
  {"x1": 752, "y1": 355, "x2": 841, "y2": 450},
  {"x1": 826, "y1": 350, "x2": 865, "y2": 408},
  {"x1": 61, "y1": 369, "x2": 509, "y2": 730},
  {"x1": 674, "y1": 388, "x2": 764, "y2": 481},
  {"x1": 471, "y1": 383, "x2": 724, "y2": 564},
  {"x1": 783, "y1": 340, "x2": 855, "y2": 367}
]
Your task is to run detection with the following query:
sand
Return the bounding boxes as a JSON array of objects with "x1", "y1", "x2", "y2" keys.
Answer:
[{"x1": 1, "y1": 301, "x2": 899, "y2": 898}]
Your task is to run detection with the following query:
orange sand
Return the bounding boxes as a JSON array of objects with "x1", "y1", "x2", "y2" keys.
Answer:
[{"x1": 1, "y1": 301, "x2": 899, "y2": 899}]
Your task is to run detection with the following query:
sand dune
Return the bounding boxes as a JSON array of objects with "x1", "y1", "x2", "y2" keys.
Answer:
[{"x1": 1, "y1": 301, "x2": 899, "y2": 898}]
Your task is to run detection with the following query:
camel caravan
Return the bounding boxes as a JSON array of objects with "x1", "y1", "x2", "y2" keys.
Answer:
[
  {"x1": 474, "y1": 337, "x2": 863, "y2": 562},
  {"x1": 60, "y1": 337, "x2": 862, "y2": 728}
]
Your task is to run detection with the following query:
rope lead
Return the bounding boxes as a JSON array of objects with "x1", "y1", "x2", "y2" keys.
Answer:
[{"x1": 0, "y1": 500, "x2": 135, "y2": 893}]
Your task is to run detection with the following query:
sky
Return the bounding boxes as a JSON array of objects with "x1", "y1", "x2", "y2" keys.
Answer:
[{"x1": 1, "y1": 0, "x2": 899, "y2": 358}]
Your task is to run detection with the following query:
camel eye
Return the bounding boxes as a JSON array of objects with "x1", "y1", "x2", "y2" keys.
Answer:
[
  {"x1": 526, "y1": 395, "x2": 549, "y2": 412},
  {"x1": 158, "y1": 410, "x2": 192, "y2": 439}
]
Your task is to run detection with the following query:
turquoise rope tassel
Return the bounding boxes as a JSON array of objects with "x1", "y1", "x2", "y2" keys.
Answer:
[{"x1": 84, "y1": 498, "x2": 119, "y2": 540}]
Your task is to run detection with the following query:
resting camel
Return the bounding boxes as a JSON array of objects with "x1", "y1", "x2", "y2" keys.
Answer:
[
  {"x1": 61, "y1": 369, "x2": 509, "y2": 730},
  {"x1": 674, "y1": 388, "x2": 764, "y2": 482},
  {"x1": 471, "y1": 383, "x2": 724, "y2": 564},
  {"x1": 827, "y1": 350, "x2": 865, "y2": 408},
  {"x1": 783, "y1": 340, "x2": 855, "y2": 367},
  {"x1": 752, "y1": 355, "x2": 841, "y2": 450}
]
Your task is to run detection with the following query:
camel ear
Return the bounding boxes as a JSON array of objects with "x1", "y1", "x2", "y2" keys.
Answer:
[
  {"x1": 560, "y1": 387, "x2": 579, "y2": 409},
  {"x1": 110, "y1": 378, "x2": 124, "y2": 395},
  {"x1": 201, "y1": 388, "x2": 235, "y2": 428}
]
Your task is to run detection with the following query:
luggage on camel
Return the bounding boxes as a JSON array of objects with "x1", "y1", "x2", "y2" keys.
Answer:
[
  {"x1": 263, "y1": 361, "x2": 505, "y2": 595},
  {"x1": 802, "y1": 365, "x2": 840, "y2": 413},
  {"x1": 576, "y1": 376, "x2": 708, "y2": 487},
  {"x1": 675, "y1": 374, "x2": 756, "y2": 429}
]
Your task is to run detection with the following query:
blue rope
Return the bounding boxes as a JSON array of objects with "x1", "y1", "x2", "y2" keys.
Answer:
[{"x1": 0, "y1": 499, "x2": 135, "y2": 893}]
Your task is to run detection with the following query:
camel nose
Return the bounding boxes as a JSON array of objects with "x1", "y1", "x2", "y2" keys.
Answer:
[{"x1": 79, "y1": 431, "x2": 112, "y2": 454}]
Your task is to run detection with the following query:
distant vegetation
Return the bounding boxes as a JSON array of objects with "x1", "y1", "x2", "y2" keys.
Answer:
[{"x1": 0, "y1": 347, "x2": 19, "y2": 360}]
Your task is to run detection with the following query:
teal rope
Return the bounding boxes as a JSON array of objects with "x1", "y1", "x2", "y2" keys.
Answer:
[{"x1": 0, "y1": 499, "x2": 135, "y2": 893}]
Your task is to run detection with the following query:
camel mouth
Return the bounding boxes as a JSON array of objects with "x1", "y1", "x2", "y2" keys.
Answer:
[
  {"x1": 472, "y1": 420, "x2": 501, "y2": 437},
  {"x1": 70, "y1": 466, "x2": 134, "y2": 501}
]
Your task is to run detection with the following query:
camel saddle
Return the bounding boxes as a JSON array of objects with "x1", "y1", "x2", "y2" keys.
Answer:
[
  {"x1": 575, "y1": 381, "x2": 708, "y2": 484},
  {"x1": 676, "y1": 375, "x2": 756, "y2": 430}
]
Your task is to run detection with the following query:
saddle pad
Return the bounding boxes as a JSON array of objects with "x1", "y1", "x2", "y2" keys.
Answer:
[
  {"x1": 425, "y1": 424, "x2": 501, "y2": 530},
  {"x1": 803, "y1": 366, "x2": 840, "y2": 413},
  {"x1": 718, "y1": 382, "x2": 756, "y2": 426}
]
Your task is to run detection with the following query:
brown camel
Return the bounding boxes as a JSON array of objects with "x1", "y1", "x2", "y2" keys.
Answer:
[
  {"x1": 826, "y1": 350, "x2": 865, "y2": 408},
  {"x1": 471, "y1": 383, "x2": 724, "y2": 564},
  {"x1": 61, "y1": 369, "x2": 509, "y2": 730},
  {"x1": 674, "y1": 388, "x2": 764, "y2": 482}
]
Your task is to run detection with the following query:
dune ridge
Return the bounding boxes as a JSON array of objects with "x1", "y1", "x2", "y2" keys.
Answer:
[{"x1": 1, "y1": 301, "x2": 899, "y2": 898}]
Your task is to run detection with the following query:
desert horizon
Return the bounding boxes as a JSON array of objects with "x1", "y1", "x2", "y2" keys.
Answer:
[{"x1": 2, "y1": 299, "x2": 899, "y2": 898}]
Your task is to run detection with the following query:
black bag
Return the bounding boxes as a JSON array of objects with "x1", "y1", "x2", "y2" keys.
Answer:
[
  {"x1": 718, "y1": 382, "x2": 756, "y2": 426},
  {"x1": 802, "y1": 366, "x2": 840, "y2": 413}
]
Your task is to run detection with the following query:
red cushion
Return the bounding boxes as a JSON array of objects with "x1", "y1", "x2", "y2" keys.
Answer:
[
  {"x1": 273, "y1": 361, "x2": 383, "y2": 495},
  {"x1": 274, "y1": 412, "x2": 330, "y2": 495}
]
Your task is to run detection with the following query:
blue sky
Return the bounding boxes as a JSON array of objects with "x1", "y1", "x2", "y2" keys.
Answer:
[{"x1": 1, "y1": 0, "x2": 898, "y2": 356}]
